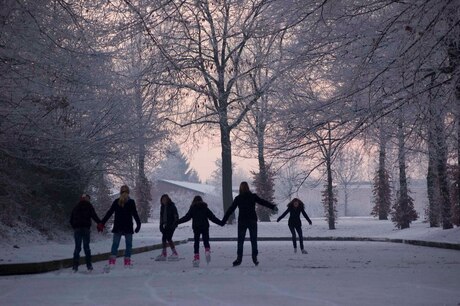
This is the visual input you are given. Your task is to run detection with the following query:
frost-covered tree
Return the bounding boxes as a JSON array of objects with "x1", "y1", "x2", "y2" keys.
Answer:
[
  {"x1": 151, "y1": 144, "x2": 200, "y2": 183},
  {"x1": 334, "y1": 144, "x2": 364, "y2": 216}
]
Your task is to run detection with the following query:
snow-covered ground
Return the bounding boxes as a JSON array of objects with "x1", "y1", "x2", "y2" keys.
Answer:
[
  {"x1": 1, "y1": 217, "x2": 460, "y2": 305},
  {"x1": 1, "y1": 240, "x2": 459, "y2": 306},
  {"x1": 1, "y1": 217, "x2": 459, "y2": 264}
]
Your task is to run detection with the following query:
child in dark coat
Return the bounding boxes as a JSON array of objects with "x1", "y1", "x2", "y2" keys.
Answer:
[
  {"x1": 178, "y1": 195, "x2": 223, "y2": 267},
  {"x1": 69, "y1": 194, "x2": 102, "y2": 272},
  {"x1": 277, "y1": 198, "x2": 312, "y2": 254},
  {"x1": 156, "y1": 194, "x2": 179, "y2": 261}
]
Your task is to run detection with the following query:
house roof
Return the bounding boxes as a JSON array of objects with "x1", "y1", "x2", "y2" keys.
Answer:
[{"x1": 159, "y1": 179, "x2": 217, "y2": 195}]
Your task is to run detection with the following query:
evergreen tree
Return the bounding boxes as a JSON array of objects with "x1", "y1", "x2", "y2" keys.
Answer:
[
  {"x1": 152, "y1": 144, "x2": 200, "y2": 183},
  {"x1": 371, "y1": 168, "x2": 392, "y2": 220}
]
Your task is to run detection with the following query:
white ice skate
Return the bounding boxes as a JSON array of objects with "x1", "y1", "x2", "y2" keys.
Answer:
[
  {"x1": 168, "y1": 253, "x2": 180, "y2": 261},
  {"x1": 155, "y1": 253, "x2": 167, "y2": 261}
]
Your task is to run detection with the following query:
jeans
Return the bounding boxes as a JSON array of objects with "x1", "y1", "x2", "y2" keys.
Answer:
[
  {"x1": 111, "y1": 233, "x2": 133, "y2": 258},
  {"x1": 193, "y1": 228, "x2": 210, "y2": 254},
  {"x1": 237, "y1": 220, "x2": 258, "y2": 259},
  {"x1": 289, "y1": 224, "x2": 304, "y2": 250},
  {"x1": 73, "y1": 228, "x2": 92, "y2": 269}
]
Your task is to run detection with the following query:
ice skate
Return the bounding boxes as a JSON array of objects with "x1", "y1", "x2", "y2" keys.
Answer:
[
  {"x1": 193, "y1": 254, "x2": 200, "y2": 267},
  {"x1": 155, "y1": 253, "x2": 167, "y2": 261},
  {"x1": 252, "y1": 255, "x2": 259, "y2": 266},
  {"x1": 205, "y1": 248, "x2": 211, "y2": 264},
  {"x1": 168, "y1": 252, "x2": 179, "y2": 261},
  {"x1": 124, "y1": 257, "x2": 133, "y2": 268},
  {"x1": 103, "y1": 257, "x2": 116, "y2": 273},
  {"x1": 301, "y1": 249, "x2": 308, "y2": 254},
  {"x1": 294, "y1": 248, "x2": 297, "y2": 253}
]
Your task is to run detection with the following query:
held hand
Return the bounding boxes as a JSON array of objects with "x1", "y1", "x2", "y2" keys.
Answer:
[
  {"x1": 97, "y1": 223, "x2": 104, "y2": 233},
  {"x1": 220, "y1": 220, "x2": 226, "y2": 227}
]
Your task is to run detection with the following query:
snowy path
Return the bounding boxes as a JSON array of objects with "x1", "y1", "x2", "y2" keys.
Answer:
[{"x1": 1, "y1": 241, "x2": 459, "y2": 306}]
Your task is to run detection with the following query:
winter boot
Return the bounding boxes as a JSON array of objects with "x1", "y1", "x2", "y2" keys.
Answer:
[
  {"x1": 193, "y1": 254, "x2": 200, "y2": 268},
  {"x1": 252, "y1": 255, "x2": 259, "y2": 266},
  {"x1": 232, "y1": 257, "x2": 242, "y2": 267},
  {"x1": 301, "y1": 249, "x2": 308, "y2": 254},
  {"x1": 155, "y1": 250, "x2": 167, "y2": 261},
  {"x1": 124, "y1": 257, "x2": 132, "y2": 268},
  {"x1": 205, "y1": 248, "x2": 211, "y2": 264}
]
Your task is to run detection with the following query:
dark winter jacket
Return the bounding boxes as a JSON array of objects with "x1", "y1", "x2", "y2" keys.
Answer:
[
  {"x1": 159, "y1": 202, "x2": 179, "y2": 232},
  {"x1": 101, "y1": 198, "x2": 141, "y2": 234},
  {"x1": 178, "y1": 201, "x2": 222, "y2": 231},
  {"x1": 70, "y1": 200, "x2": 101, "y2": 229},
  {"x1": 222, "y1": 192, "x2": 276, "y2": 224},
  {"x1": 277, "y1": 206, "x2": 312, "y2": 227}
]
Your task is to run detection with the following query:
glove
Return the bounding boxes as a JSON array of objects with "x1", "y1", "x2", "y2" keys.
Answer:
[
  {"x1": 135, "y1": 224, "x2": 141, "y2": 233},
  {"x1": 276, "y1": 218, "x2": 280, "y2": 222},
  {"x1": 309, "y1": 221, "x2": 312, "y2": 226},
  {"x1": 219, "y1": 220, "x2": 225, "y2": 227},
  {"x1": 97, "y1": 223, "x2": 104, "y2": 233}
]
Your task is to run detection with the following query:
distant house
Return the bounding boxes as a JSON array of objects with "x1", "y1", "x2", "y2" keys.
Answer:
[
  {"x1": 154, "y1": 179, "x2": 217, "y2": 197},
  {"x1": 150, "y1": 179, "x2": 238, "y2": 217}
]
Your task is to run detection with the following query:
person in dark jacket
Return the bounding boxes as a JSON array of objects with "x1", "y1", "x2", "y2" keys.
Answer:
[
  {"x1": 155, "y1": 194, "x2": 179, "y2": 261},
  {"x1": 100, "y1": 185, "x2": 141, "y2": 268},
  {"x1": 69, "y1": 194, "x2": 102, "y2": 272},
  {"x1": 221, "y1": 182, "x2": 278, "y2": 266},
  {"x1": 277, "y1": 198, "x2": 312, "y2": 254},
  {"x1": 178, "y1": 195, "x2": 223, "y2": 267}
]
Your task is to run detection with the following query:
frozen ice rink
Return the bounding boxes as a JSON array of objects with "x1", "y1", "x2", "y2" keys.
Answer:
[{"x1": 1, "y1": 240, "x2": 459, "y2": 306}]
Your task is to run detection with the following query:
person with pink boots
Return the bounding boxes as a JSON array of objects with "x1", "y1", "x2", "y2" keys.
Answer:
[
  {"x1": 155, "y1": 194, "x2": 179, "y2": 261},
  {"x1": 178, "y1": 195, "x2": 223, "y2": 267},
  {"x1": 99, "y1": 185, "x2": 141, "y2": 269}
]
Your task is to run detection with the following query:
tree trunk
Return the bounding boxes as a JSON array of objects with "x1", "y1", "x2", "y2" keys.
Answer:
[
  {"x1": 434, "y1": 114, "x2": 453, "y2": 229},
  {"x1": 326, "y1": 153, "x2": 335, "y2": 230},
  {"x1": 378, "y1": 132, "x2": 389, "y2": 220},
  {"x1": 343, "y1": 185, "x2": 348, "y2": 217},
  {"x1": 427, "y1": 90, "x2": 440, "y2": 227},
  {"x1": 135, "y1": 79, "x2": 150, "y2": 223},
  {"x1": 397, "y1": 116, "x2": 410, "y2": 229},
  {"x1": 220, "y1": 124, "x2": 234, "y2": 223},
  {"x1": 256, "y1": 119, "x2": 271, "y2": 221}
]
